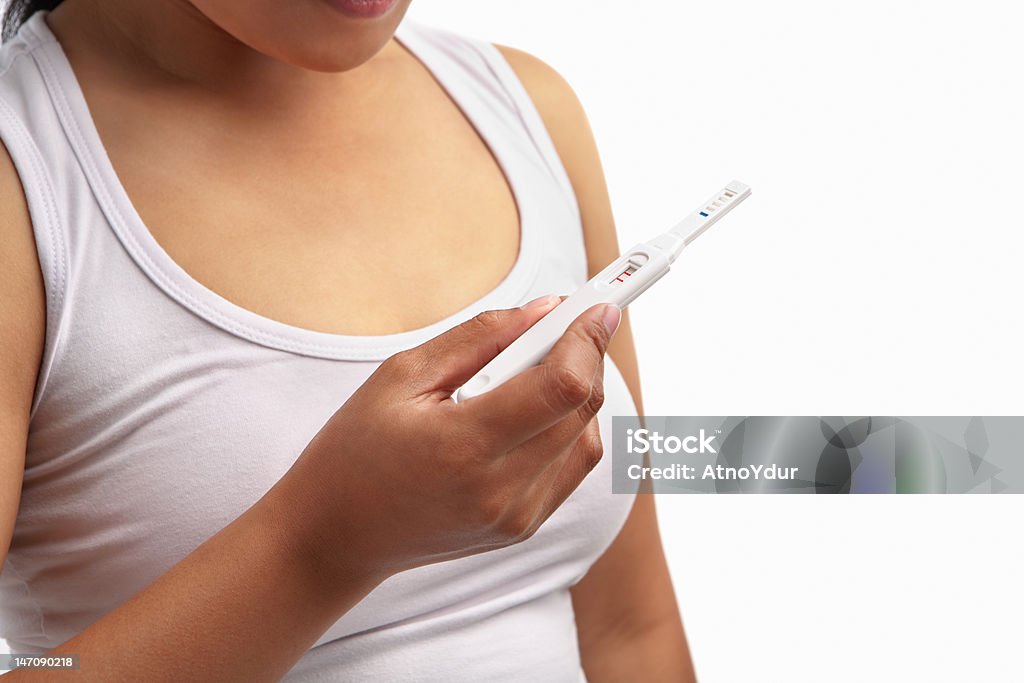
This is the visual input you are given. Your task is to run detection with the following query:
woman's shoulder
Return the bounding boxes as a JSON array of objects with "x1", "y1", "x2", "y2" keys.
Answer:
[
  {"x1": 0, "y1": 10, "x2": 51, "y2": 77},
  {"x1": 493, "y1": 45, "x2": 585, "y2": 122},
  {"x1": 492, "y1": 44, "x2": 593, "y2": 173},
  {"x1": 0, "y1": 11, "x2": 57, "y2": 138}
]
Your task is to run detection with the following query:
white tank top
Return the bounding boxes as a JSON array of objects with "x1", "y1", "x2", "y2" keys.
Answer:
[{"x1": 0, "y1": 12, "x2": 638, "y2": 681}]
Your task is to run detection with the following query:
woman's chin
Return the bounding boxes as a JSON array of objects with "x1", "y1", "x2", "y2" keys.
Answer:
[{"x1": 256, "y1": 32, "x2": 399, "y2": 73}]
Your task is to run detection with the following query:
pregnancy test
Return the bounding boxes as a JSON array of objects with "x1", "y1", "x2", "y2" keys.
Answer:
[{"x1": 455, "y1": 180, "x2": 751, "y2": 402}]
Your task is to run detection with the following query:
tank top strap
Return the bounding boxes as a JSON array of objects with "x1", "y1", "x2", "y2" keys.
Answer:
[
  {"x1": 394, "y1": 21, "x2": 581, "y2": 223},
  {"x1": 0, "y1": 12, "x2": 72, "y2": 420}
]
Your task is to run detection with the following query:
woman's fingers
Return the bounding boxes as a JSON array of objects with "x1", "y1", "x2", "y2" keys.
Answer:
[
  {"x1": 460, "y1": 303, "x2": 619, "y2": 449},
  {"x1": 382, "y1": 296, "x2": 561, "y2": 397},
  {"x1": 540, "y1": 416, "x2": 605, "y2": 517},
  {"x1": 502, "y1": 353, "x2": 605, "y2": 480},
  {"x1": 490, "y1": 416, "x2": 606, "y2": 542}
]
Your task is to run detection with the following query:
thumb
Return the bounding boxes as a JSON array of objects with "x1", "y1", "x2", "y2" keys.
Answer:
[{"x1": 397, "y1": 295, "x2": 561, "y2": 396}]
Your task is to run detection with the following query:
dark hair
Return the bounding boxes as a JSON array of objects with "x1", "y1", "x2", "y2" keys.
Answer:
[{"x1": 2, "y1": 0, "x2": 62, "y2": 42}]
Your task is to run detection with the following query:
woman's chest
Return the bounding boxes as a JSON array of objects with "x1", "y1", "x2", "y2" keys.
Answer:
[{"x1": 87, "y1": 65, "x2": 521, "y2": 335}]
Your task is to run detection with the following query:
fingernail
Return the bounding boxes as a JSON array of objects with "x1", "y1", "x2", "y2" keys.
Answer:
[
  {"x1": 521, "y1": 295, "x2": 558, "y2": 310},
  {"x1": 601, "y1": 304, "x2": 621, "y2": 336}
]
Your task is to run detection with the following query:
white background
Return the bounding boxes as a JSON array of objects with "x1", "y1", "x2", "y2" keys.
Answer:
[
  {"x1": 403, "y1": 2, "x2": 1022, "y2": 682},
  {"x1": 4, "y1": 1, "x2": 1023, "y2": 680}
]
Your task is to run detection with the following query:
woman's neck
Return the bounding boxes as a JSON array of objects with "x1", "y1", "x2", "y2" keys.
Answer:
[{"x1": 46, "y1": 0, "x2": 402, "y2": 112}]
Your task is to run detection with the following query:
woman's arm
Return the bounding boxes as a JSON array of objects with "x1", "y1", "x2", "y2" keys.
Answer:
[
  {"x1": 497, "y1": 46, "x2": 697, "y2": 682},
  {"x1": 0, "y1": 142, "x2": 43, "y2": 625}
]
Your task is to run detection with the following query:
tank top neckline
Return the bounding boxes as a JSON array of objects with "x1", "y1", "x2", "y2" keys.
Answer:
[{"x1": 20, "y1": 12, "x2": 542, "y2": 362}]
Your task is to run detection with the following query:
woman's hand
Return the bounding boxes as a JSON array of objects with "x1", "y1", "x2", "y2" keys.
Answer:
[{"x1": 271, "y1": 296, "x2": 621, "y2": 596}]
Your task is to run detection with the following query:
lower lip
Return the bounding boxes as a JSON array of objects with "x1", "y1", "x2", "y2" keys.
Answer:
[{"x1": 327, "y1": 0, "x2": 399, "y2": 19}]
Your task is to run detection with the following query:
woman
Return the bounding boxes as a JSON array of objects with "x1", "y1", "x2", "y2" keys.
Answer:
[{"x1": 0, "y1": 0, "x2": 695, "y2": 680}]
